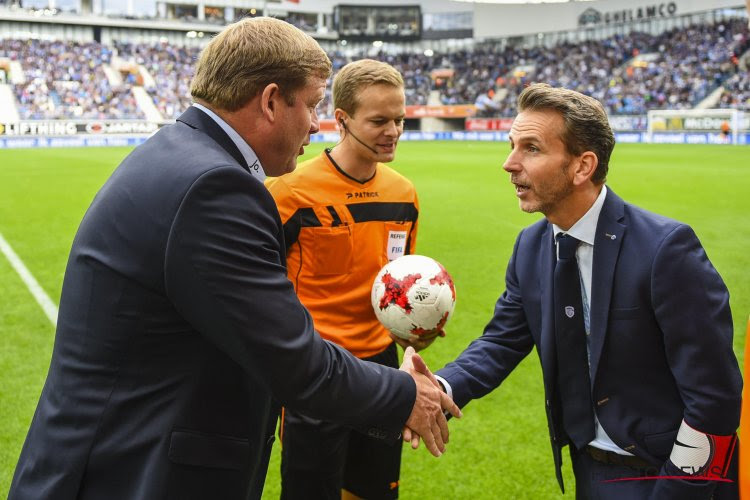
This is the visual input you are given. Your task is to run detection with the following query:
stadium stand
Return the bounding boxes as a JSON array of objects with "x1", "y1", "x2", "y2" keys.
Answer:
[
  {"x1": 434, "y1": 18, "x2": 749, "y2": 117},
  {"x1": 717, "y1": 32, "x2": 750, "y2": 110},
  {"x1": 1, "y1": 38, "x2": 144, "y2": 119},
  {"x1": 719, "y1": 72, "x2": 750, "y2": 110},
  {"x1": 0, "y1": 7, "x2": 747, "y2": 120},
  {"x1": 112, "y1": 41, "x2": 199, "y2": 119}
]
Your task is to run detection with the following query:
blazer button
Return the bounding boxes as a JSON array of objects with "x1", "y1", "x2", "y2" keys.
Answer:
[
  {"x1": 596, "y1": 397, "x2": 610, "y2": 406},
  {"x1": 546, "y1": 399, "x2": 550, "y2": 407}
]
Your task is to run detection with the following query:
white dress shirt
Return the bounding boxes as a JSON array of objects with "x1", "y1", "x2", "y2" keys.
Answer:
[
  {"x1": 192, "y1": 103, "x2": 266, "y2": 182},
  {"x1": 438, "y1": 185, "x2": 630, "y2": 455}
]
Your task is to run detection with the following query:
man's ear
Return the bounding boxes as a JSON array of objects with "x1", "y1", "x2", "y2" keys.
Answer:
[
  {"x1": 572, "y1": 151, "x2": 598, "y2": 186},
  {"x1": 333, "y1": 109, "x2": 349, "y2": 131},
  {"x1": 260, "y1": 83, "x2": 281, "y2": 123}
]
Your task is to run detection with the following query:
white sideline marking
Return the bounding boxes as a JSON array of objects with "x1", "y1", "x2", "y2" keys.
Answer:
[{"x1": 0, "y1": 231, "x2": 58, "y2": 327}]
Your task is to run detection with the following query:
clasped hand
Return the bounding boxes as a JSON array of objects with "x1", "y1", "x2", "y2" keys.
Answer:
[{"x1": 399, "y1": 346, "x2": 461, "y2": 457}]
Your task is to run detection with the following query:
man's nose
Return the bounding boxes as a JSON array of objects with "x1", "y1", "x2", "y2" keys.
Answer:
[
  {"x1": 310, "y1": 109, "x2": 320, "y2": 134},
  {"x1": 502, "y1": 150, "x2": 519, "y2": 173}
]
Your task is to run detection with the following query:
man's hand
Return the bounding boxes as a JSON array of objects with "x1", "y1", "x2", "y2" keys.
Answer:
[
  {"x1": 390, "y1": 330, "x2": 445, "y2": 353},
  {"x1": 400, "y1": 346, "x2": 461, "y2": 457}
]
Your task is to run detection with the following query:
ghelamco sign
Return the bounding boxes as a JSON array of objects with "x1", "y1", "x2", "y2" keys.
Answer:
[{"x1": 579, "y1": 2, "x2": 678, "y2": 27}]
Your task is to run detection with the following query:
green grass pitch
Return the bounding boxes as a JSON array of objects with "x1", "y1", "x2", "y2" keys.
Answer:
[{"x1": 0, "y1": 142, "x2": 747, "y2": 498}]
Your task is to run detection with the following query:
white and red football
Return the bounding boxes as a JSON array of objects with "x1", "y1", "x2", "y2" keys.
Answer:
[{"x1": 371, "y1": 255, "x2": 457, "y2": 341}]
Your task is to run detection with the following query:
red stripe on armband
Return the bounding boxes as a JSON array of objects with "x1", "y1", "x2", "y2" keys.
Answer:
[{"x1": 669, "y1": 420, "x2": 737, "y2": 478}]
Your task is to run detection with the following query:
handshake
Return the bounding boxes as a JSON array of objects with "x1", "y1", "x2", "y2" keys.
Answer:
[{"x1": 399, "y1": 346, "x2": 462, "y2": 457}]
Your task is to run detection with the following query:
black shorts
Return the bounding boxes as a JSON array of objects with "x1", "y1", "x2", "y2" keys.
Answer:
[{"x1": 280, "y1": 342, "x2": 401, "y2": 499}]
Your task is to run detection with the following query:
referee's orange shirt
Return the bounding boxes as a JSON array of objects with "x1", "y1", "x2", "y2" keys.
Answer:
[{"x1": 266, "y1": 151, "x2": 418, "y2": 358}]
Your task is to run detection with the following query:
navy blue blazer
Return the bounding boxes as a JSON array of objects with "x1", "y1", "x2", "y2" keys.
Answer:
[
  {"x1": 9, "y1": 107, "x2": 416, "y2": 500},
  {"x1": 437, "y1": 188, "x2": 742, "y2": 497}
]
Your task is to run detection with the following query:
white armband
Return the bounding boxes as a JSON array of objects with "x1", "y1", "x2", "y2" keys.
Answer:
[{"x1": 668, "y1": 419, "x2": 737, "y2": 478}]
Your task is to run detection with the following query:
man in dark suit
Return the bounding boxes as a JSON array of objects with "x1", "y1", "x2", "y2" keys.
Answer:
[
  {"x1": 433, "y1": 84, "x2": 742, "y2": 499},
  {"x1": 9, "y1": 17, "x2": 458, "y2": 500}
]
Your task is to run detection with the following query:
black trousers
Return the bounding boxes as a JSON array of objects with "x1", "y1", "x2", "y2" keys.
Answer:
[
  {"x1": 280, "y1": 343, "x2": 401, "y2": 500},
  {"x1": 570, "y1": 446, "x2": 739, "y2": 500},
  {"x1": 571, "y1": 447, "x2": 659, "y2": 500}
]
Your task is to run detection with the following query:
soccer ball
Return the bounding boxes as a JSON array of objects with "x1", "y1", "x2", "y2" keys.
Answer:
[{"x1": 371, "y1": 255, "x2": 457, "y2": 341}]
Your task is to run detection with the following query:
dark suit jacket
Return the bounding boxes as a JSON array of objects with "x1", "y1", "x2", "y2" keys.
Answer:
[
  {"x1": 9, "y1": 107, "x2": 415, "y2": 500},
  {"x1": 437, "y1": 188, "x2": 742, "y2": 498}
]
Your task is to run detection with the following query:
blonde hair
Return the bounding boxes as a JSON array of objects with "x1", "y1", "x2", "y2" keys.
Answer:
[
  {"x1": 190, "y1": 17, "x2": 331, "y2": 111},
  {"x1": 518, "y1": 83, "x2": 614, "y2": 184},
  {"x1": 333, "y1": 59, "x2": 404, "y2": 115}
]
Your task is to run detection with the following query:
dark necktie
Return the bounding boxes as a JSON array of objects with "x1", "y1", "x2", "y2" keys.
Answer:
[{"x1": 554, "y1": 233, "x2": 595, "y2": 449}]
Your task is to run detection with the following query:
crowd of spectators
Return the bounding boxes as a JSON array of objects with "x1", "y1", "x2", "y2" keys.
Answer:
[
  {"x1": 113, "y1": 41, "x2": 199, "y2": 119},
  {"x1": 422, "y1": 18, "x2": 748, "y2": 117},
  {"x1": 327, "y1": 18, "x2": 748, "y2": 118},
  {"x1": 717, "y1": 31, "x2": 750, "y2": 111},
  {"x1": 0, "y1": 38, "x2": 143, "y2": 119},
  {"x1": 0, "y1": 17, "x2": 747, "y2": 121},
  {"x1": 718, "y1": 72, "x2": 750, "y2": 110},
  {"x1": 596, "y1": 20, "x2": 748, "y2": 115}
]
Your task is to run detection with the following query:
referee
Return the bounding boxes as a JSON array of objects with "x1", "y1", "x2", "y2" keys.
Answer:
[{"x1": 266, "y1": 59, "x2": 440, "y2": 500}]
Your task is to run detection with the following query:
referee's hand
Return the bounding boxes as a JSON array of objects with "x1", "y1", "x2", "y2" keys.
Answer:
[{"x1": 390, "y1": 329, "x2": 444, "y2": 352}]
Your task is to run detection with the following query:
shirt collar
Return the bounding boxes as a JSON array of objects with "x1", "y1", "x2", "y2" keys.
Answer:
[
  {"x1": 192, "y1": 103, "x2": 265, "y2": 181},
  {"x1": 552, "y1": 185, "x2": 608, "y2": 246}
]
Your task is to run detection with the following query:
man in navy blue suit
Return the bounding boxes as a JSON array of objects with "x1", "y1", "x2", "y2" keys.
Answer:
[
  {"x1": 9, "y1": 17, "x2": 458, "y2": 500},
  {"x1": 433, "y1": 84, "x2": 742, "y2": 499}
]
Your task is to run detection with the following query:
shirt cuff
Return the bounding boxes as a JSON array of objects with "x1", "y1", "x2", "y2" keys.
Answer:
[{"x1": 434, "y1": 375, "x2": 453, "y2": 400}]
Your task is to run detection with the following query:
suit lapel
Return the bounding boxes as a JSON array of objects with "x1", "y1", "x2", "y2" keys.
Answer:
[
  {"x1": 177, "y1": 106, "x2": 250, "y2": 173},
  {"x1": 589, "y1": 188, "x2": 626, "y2": 382},
  {"x1": 538, "y1": 223, "x2": 565, "y2": 493},
  {"x1": 539, "y1": 223, "x2": 557, "y2": 394}
]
